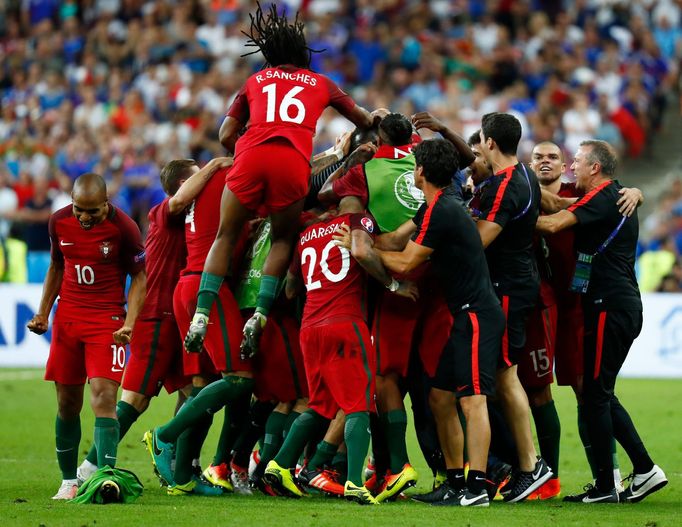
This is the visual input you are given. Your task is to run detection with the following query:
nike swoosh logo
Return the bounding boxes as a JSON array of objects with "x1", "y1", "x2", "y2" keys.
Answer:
[
  {"x1": 537, "y1": 371, "x2": 552, "y2": 378},
  {"x1": 104, "y1": 454, "x2": 117, "y2": 460},
  {"x1": 385, "y1": 474, "x2": 405, "y2": 493},
  {"x1": 60, "y1": 241, "x2": 74, "y2": 246},
  {"x1": 631, "y1": 472, "x2": 656, "y2": 492},
  {"x1": 532, "y1": 465, "x2": 543, "y2": 480},
  {"x1": 55, "y1": 447, "x2": 74, "y2": 452},
  {"x1": 582, "y1": 494, "x2": 613, "y2": 503},
  {"x1": 461, "y1": 494, "x2": 484, "y2": 506},
  {"x1": 111, "y1": 368, "x2": 123, "y2": 372}
]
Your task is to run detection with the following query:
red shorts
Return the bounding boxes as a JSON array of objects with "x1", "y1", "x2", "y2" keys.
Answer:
[
  {"x1": 121, "y1": 317, "x2": 188, "y2": 397},
  {"x1": 227, "y1": 140, "x2": 310, "y2": 213},
  {"x1": 300, "y1": 319, "x2": 376, "y2": 419},
  {"x1": 518, "y1": 304, "x2": 557, "y2": 390},
  {"x1": 253, "y1": 314, "x2": 308, "y2": 403},
  {"x1": 45, "y1": 310, "x2": 127, "y2": 385},
  {"x1": 554, "y1": 298, "x2": 584, "y2": 386},
  {"x1": 173, "y1": 274, "x2": 250, "y2": 375},
  {"x1": 372, "y1": 291, "x2": 425, "y2": 377},
  {"x1": 417, "y1": 293, "x2": 453, "y2": 378}
]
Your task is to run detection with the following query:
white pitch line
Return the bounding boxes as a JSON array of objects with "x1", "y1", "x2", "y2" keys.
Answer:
[{"x1": 0, "y1": 370, "x2": 44, "y2": 381}]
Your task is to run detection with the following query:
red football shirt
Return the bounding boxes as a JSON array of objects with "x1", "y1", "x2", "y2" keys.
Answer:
[
  {"x1": 227, "y1": 65, "x2": 356, "y2": 163},
  {"x1": 294, "y1": 213, "x2": 375, "y2": 328},
  {"x1": 182, "y1": 168, "x2": 227, "y2": 274},
  {"x1": 332, "y1": 143, "x2": 414, "y2": 207},
  {"x1": 49, "y1": 204, "x2": 145, "y2": 322},
  {"x1": 546, "y1": 182, "x2": 582, "y2": 299},
  {"x1": 139, "y1": 198, "x2": 186, "y2": 319}
]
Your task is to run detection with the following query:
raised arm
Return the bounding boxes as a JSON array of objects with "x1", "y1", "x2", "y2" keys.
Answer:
[
  {"x1": 411, "y1": 112, "x2": 475, "y2": 169},
  {"x1": 169, "y1": 157, "x2": 233, "y2": 214}
]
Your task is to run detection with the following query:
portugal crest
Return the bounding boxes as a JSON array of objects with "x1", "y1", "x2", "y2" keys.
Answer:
[{"x1": 100, "y1": 241, "x2": 111, "y2": 258}]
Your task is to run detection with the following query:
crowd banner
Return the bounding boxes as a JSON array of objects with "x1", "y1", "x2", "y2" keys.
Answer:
[{"x1": 1, "y1": 285, "x2": 682, "y2": 377}]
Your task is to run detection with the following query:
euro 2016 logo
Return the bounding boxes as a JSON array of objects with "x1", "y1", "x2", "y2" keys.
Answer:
[{"x1": 394, "y1": 171, "x2": 424, "y2": 211}]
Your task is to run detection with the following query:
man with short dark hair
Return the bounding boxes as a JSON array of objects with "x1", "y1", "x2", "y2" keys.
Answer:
[
  {"x1": 28, "y1": 173, "x2": 147, "y2": 500},
  {"x1": 537, "y1": 140, "x2": 667, "y2": 504},
  {"x1": 373, "y1": 138, "x2": 506, "y2": 507},
  {"x1": 476, "y1": 112, "x2": 553, "y2": 502}
]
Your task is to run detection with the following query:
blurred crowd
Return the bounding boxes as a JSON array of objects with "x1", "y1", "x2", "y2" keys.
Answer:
[{"x1": 0, "y1": 0, "x2": 681, "y2": 284}]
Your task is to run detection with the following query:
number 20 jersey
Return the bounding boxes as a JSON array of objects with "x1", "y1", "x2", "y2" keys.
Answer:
[
  {"x1": 226, "y1": 65, "x2": 356, "y2": 163},
  {"x1": 295, "y1": 213, "x2": 375, "y2": 329},
  {"x1": 48, "y1": 204, "x2": 145, "y2": 322}
]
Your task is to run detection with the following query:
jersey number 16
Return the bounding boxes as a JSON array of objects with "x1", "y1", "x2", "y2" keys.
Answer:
[{"x1": 262, "y1": 84, "x2": 306, "y2": 124}]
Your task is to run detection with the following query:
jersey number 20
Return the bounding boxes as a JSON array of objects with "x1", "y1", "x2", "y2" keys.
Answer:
[
  {"x1": 262, "y1": 84, "x2": 306, "y2": 124},
  {"x1": 301, "y1": 240, "x2": 350, "y2": 291}
]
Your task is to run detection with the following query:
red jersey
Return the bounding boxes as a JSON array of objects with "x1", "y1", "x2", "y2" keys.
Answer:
[
  {"x1": 546, "y1": 182, "x2": 581, "y2": 299},
  {"x1": 295, "y1": 213, "x2": 375, "y2": 328},
  {"x1": 140, "y1": 198, "x2": 186, "y2": 319},
  {"x1": 49, "y1": 205, "x2": 145, "y2": 322},
  {"x1": 227, "y1": 65, "x2": 356, "y2": 163},
  {"x1": 182, "y1": 168, "x2": 227, "y2": 274}
]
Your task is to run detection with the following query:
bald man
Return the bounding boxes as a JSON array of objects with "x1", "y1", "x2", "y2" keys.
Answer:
[{"x1": 28, "y1": 173, "x2": 147, "y2": 500}]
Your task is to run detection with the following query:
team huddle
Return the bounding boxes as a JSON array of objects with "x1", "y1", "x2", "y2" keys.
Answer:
[{"x1": 29, "y1": 4, "x2": 668, "y2": 508}]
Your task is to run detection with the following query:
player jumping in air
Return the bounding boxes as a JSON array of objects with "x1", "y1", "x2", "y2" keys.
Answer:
[{"x1": 183, "y1": 3, "x2": 375, "y2": 359}]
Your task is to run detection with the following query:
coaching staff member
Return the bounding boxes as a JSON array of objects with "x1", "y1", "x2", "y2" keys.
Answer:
[{"x1": 537, "y1": 140, "x2": 667, "y2": 504}]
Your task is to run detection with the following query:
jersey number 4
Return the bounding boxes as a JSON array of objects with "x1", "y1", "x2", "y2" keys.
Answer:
[
  {"x1": 301, "y1": 240, "x2": 350, "y2": 291},
  {"x1": 262, "y1": 84, "x2": 306, "y2": 124}
]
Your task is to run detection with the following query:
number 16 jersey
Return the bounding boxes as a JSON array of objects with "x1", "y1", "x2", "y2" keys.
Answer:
[
  {"x1": 227, "y1": 65, "x2": 356, "y2": 163},
  {"x1": 294, "y1": 213, "x2": 375, "y2": 329}
]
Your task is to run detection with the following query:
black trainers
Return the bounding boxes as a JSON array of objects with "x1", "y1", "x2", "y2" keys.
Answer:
[
  {"x1": 503, "y1": 457, "x2": 553, "y2": 503},
  {"x1": 619, "y1": 465, "x2": 668, "y2": 503},
  {"x1": 412, "y1": 482, "x2": 460, "y2": 504},
  {"x1": 431, "y1": 487, "x2": 490, "y2": 507},
  {"x1": 565, "y1": 483, "x2": 619, "y2": 504},
  {"x1": 486, "y1": 461, "x2": 513, "y2": 500}
]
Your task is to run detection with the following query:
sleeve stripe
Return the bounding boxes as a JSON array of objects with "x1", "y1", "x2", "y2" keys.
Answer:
[
  {"x1": 567, "y1": 180, "x2": 612, "y2": 212},
  {"x1": 486, "y1": 167, "x2": 514, "y2": 222},
  {"x1": 414, "y1": 189, "x2": 443, "y2": 245}
]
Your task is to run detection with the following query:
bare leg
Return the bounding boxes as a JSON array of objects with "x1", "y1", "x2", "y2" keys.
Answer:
[
  {"x1": 496, "y1": 365, "x2": 537, "y2": 472},
  {"x1": 459, "y1": 394, "x2": 490, "y2": 473},
  {"x1": 428, "y1": 388, "x2": 464, "y2": 469}
]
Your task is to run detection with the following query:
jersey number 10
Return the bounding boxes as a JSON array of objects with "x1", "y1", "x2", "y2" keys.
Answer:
[
  {"x1": 262, "y1": 84, "x2": 306, "y2": 124},
  {"x1": 301, "y1": 240, "x2": 350, "y2": 291}
]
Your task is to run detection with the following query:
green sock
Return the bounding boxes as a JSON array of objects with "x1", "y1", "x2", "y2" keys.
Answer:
[
  {"x1": 158, "y1": 376, "x2": 254, "y2": 443},
  {"x1": 94, "y1": 417, "x2": 120, "y2": 468},
  {"x1": 531, "y1": 400, "x2": 561, "y2": 478},
  {"x1": 213, "y1": 390, "x2": 250, "y2": 466},
  {"x1": 196, "y1": 272, "x2": 224, "y2": 316},
  {"x1": 255, "y1": 275, "x2": 280, "y2": 317},
  {"x1": 331, "y1": 450, "x2": 348, "y2": 481},
  {"x1": 56, "y1": 415, "x2": 81, "y2": 479},
  {"x1": 283, "y1": 410, "x2": 301, "y2": 439},
  {"x1": 174, "y1": 412, "x2": 214, "y2": 485},
  {"x1": 85, "y1": 401, "x2": 141, "y2": 466},
  {"x1": 345, "y1": 412, "x2": 370, "y2": 486},
  {"x1": 308, "y1": 440, "x2": 338, "y2": 471},
  {"x1": 577, "y1": 405, "x2": 598, "y2": 479},
  {"x1": 384, "y1": 409, "x2": 409, "y2": 473},
  {"x1": 274, "y1": 410, "x2": 328, "y2": 468},
  {"x1": 260, "y1": 411, "x2": 289, "y2": 467}
]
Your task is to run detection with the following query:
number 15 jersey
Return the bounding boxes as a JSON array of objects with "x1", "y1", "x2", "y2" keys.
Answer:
[
  {"x1": 227, "y1": 65, "x2": 356, "y2": 163},
  {"x1": 294, "y1": 213, "x2": 375, "y2": 329}
]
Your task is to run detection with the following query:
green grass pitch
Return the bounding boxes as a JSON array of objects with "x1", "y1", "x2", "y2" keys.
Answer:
[{"x1": 1, "y1": 371, "x2": 679, "y2": 526}]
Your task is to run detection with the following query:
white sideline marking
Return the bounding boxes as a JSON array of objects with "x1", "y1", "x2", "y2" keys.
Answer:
[{"x1": 0, "y1": 370, "x2": 43, "y2": 381}]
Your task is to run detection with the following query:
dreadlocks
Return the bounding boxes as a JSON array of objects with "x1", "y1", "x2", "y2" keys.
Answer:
[{"x1": 242, "y1": 2, "x2": 320, "y2": 69}]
